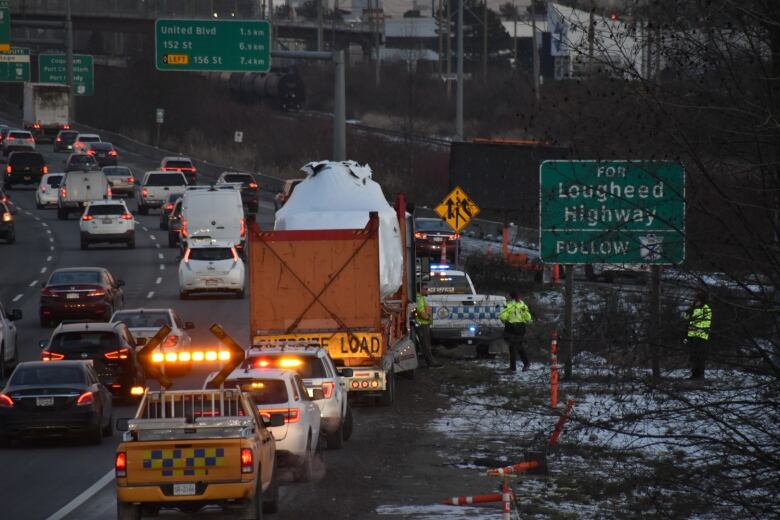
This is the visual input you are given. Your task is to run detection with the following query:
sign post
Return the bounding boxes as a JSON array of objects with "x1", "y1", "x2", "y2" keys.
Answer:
[
  {"x1": 38, "y1": 54, "x2": 94, "y2": 96},
  {"x1": 0, "y1": 1, "x2": 10, "y2": 53},
  {"x1": 539, "y1": 161, "x2": 685, "y2": 378},
  {"x1": 0, "y1": 48, "x2": 30, "y2": 82},
  {"x1": 155, "y1": 19, "x2": 271, "y2": 73}
]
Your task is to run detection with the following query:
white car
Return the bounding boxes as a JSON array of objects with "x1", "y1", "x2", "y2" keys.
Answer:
[
  {"x1": 110, "y1": 308, "x2": 194, "y2": 350},
  {"x1": 0, "y1": 302, "x2": 22, "y2": 375},
  {"x1": 178, "y1": 240, "x2": 245, "y2": 299},
  {"x1": 2, "y1": 130, "x2": 36, "y2": 156},
  {"x1": 72, "y1": 133, "x2": 101, "y2": 153},
  {"x1": 209, "y1": 368, "x2": 321, "y2": 482},
  {"x1": 35, "y1": 172, "x2": 65, "y2": 208},
  {"x1": 79, "y1": 200, "x2": 135, "y2": 249},
  {"x1": 136, "y1": 171, "x2": 188, "y2": 215},
  {"x1": 245, "y1": 346, "x2": 353, "y2": 449}
]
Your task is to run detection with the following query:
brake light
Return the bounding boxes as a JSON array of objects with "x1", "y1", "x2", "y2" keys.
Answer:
[
  {"x1": 121, "y1": 212, "x2": 133, "y2": 220},
  {"x1": 164, "y1": 203, "x2": 174, "y2": 211},
  {"x1": 183, "y1": 248, "x2": 191, "y2": 263},
  {"x1": 107, "y1": 186, "x2": 112, "y2": 198},
  {"x1": 259, "y1": 408, "x2": 300, "y2": 424},
  {"x1": 109, "y1": 150, "x2": 118, "y2": 156},
  {"x1": 41, "y1": 185, "x2": 47, "y2": 192},
  {"x1": 81, "y1": 214, "x2": 93, "y2": 221},
  {"x1": 320, "y1": 381, "x2": 335, "y2": 399},
  {"x1": 87, "y1": 149, "x2": 96, "y2": 155},
  {"x1": 240, "y1": 448, "x2": 253, "y2": 473},
  {"x1": 42, "y1": 351, "x2": 65, "y2": 361},
  {"x1": 162, "y1": 335, "x2": 179, "y2": 348},
  {"x1": 142, "y1": 188, "x2": 148, "y2": 198},
  {"x1": 63, "y1": 124, "x2": 70, "y2": 129},
  {"x1": 240, "y1": 218, "x2": 246, "y2": 238},
  {"x1": 5, "y1": 165, "x2": 10, "y2": 174},
  {"x1": 87, "y1": 288, "x2": 106, "y2": 297},
  {"x1": 105, "y1": 348, "x2": 129, "y2": 360},
  {"x1": 115, "y1": 452, "x2": 127, "y2": 477},
  {"x1": 415, "y1": 232, "x2": 427, "y2": 239},
  {"x1": 127, "y1": 176, "x2": 134, "y2": 183},
  {"x1": 43, "y1": 165, "x2": 49, "y2": 174},
  {"x1": 6, "y1": 136, "x2": 14, "y2": 141},
  {"x1": 56, "y1": 137, "x2": 62, "y2": 142},
  {"x1": 60, "y1": 186, "x2": 67, "y2": 198},
  {"x1": 41, "y1": 288, "x2": 57, "y2": 298},
  {"x1": 76, "y1": 391, "x2": 95, "y2": 406},
  {"x1": 2, "y1": 212, "x2": 11, "y2": 223},
  {"x1": 0, "y1": 394, "x2": 13, "y2": 408},
  {"x1": 248, "y1": 182, "x2": 258, "y2": 189}
]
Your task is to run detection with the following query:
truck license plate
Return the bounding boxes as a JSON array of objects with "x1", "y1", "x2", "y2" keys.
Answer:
[
  {"x1": 36, "y1": 397, "x2": 54, "y2": 407},
  {"x1": 173, "y1": 483, "x2": 196, "y2": 496}
]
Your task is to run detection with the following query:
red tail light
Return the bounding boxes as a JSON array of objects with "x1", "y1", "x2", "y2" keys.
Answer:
[
  {"x1": 0, "y1": 394, "x2": 13, "y2": 408},
  {"x1": 60, "y1": 186, "x2": 68, "y2": 198},
  {"x1": 121, "y1": 212, "x2": 133, "y2": 220},
  {"x1": 5, "y1": 165, "x2": 10, "y2": 174},
  {"x1": 81, "y1": 214, "x2": 93, "y2": 221},
  {"x1": 6, "y1": 136, "x2": 14, "y2": 141},
  {"x1": 105, "y1": 348, "x2": 129, "y2": 360},
  {"x1": 43, "y1": 165, "x2": 49, "y2": 174},
  {"x1": 33, "y1": 123, "x2": 41, "y2": 129},
  {"x1": 248, "y1": 182, "x2": 258, "y2": 189},
  {"x1": 56, "y1": 137, "x2": 62, "y2": 142},
  {"x1": 87, "y1": 150, "x2": 96, "y2": 155},
  {"x1": 107, "y1": 186, "x2": 112, "y2": 199},
  {"x1": 115, "y1": 452, "x2": 127, "y2": 477},
  {"x1": 259, "y1": 408, "x2": 300, "y2": 424},
  {"x1": 127, "y1": 176, "x2": 134, "y2": 183},
  {"x1": 162, "y1": 335, "x2": 179, "y2": 348},
  {"x1": 240, "y1": 218, "x2": 246, "y2": 237},
  {"x1": 87, "y1": 288, "x2": 106, "y2": 297},
  {"x1": 109, "y1": 150, "x2": 118, "y2": 156},
  {"x1": 320, "y1": 381, "x2": 335, "y2": 399},
  {"x1": 42, "y1": 351, "x2": 65, "y2": 361},
  {"x1": 77, "y1": 391, "x2": 95, "y2": 406},
  {"x1": 40, "y1": 288, "x2": 57, "y2": 298},
  {"x1": 63, "y1": 124, "x2": 70, "y2": 129},
  {"x1": 164, "y1": 203, "x2": 174, "y2": 211},
  {"x1": 240, "y1": 448, "x2": 253, "y2": 473},
  {"x1": 415, "y1": 232, "x2": 427, "y2": 239},
  {"x1": 142, "y1": 188, "x2": 148, "y2": 198},
  {"x1": 40, "y1": 185, "x2": 47, "y2": 193},
  {"x1": 449, "y1": 233, "x2": 460, "y2": 240}
]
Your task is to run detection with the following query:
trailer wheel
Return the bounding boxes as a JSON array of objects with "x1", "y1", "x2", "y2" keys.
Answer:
[{"x1": 379, "y1": 369, "x2": 395, "y2": 406}]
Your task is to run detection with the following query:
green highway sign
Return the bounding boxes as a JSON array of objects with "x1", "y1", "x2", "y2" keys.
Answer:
[
  {"x1": 0, "y1": 47, "x2": 30, "y2": 82},
  {"x1": 155, "y1": 19, "x2": 271, "y2": 72},
  {"x1": 0, "y1": 1, "x2": 10, "y2": 53},
  {"x1": 38, "y1": 54, "x2": 94, "y2": 96},
  {"x1": 539, "y1": 161, "x2": 685, "y2": 264}
]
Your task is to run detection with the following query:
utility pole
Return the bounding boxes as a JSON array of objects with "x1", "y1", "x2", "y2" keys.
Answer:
[
  {"x1": 532, "y1": 9, "x2": 540, "y2": 101},
  {"x1": 65, "y1": 0, "x2": 74, "y2": 121},
  {"x1": 587, "y1": 5, "x2": 595, "y2": 73},
  {"x1": 650, "y1": 265, "x2": 661, "y2": 380},
  {"x1": 269, "y1": 0, "x2": 275, "y2": 49},
  {"x1": 482, "y1": 0, "x2": 487, "y2": 81},
  {"x1": 373, "y1": 0, "x2": 381, "y2": 86},
  {"x1": 333, "y1": 49, "x2": 346, "y2": 160},
  {"x1": 317, "y1": 0, "x2": 323, "y2": 51},
  {"x1": 456, "y1": 0, "x2": 463, "y2": 140},
  {"x1": 446, "y1": 0, "x2": 452, "y2": 98},
  {"x1": 438, "y1": 0, "x2": 444, "y2": 75},
  {"x1": 513, "y1": 3, "x2": 517, "y2": 70}
]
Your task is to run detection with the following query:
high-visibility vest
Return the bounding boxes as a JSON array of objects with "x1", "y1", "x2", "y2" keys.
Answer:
[
  {"x1": 499, "y1": 300, "x2": 532, "y2": 324},
  {"x1": 686, "y1": 304, "x2": 712, "y2": 340},
  {"x1": 416, "y1": 294, "x2": 432, "y2": 325}
]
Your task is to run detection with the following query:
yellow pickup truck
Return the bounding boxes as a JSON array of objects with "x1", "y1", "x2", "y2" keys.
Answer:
[{"x1": 115, "y1": 388, "x2": 283, "y2": 520}]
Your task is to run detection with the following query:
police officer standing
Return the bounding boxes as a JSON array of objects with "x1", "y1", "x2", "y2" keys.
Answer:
[
  {"x1": 415, "y1": 286, "x2": 441, "y2": 368},
  {"x1": 684, "y1": 292, "x2": 713, "y2": 380},
  {"x1": 499, "y1": 291, "x2": 533, "y2": 372}
]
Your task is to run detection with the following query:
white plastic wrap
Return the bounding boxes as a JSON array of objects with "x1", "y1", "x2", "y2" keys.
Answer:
[{"x1": 275, "y1": 161, "x2": 403, "y2": 298}]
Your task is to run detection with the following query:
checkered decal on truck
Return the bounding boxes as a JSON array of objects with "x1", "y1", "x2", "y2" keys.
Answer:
[
  {"x1": 432, "y1": 304, "x2": 503, "y2": 321},
  {"x1": 143, "y1": 448, "x2": 225, "y2": 477}
]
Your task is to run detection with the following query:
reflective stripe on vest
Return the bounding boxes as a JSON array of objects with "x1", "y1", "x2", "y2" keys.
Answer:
[
  {"x1": 416, "y1": 294, "x2": 432, "y2": 324},
  {"x1": 499, "y1": 300, "x2": 532, "y2": 324}
]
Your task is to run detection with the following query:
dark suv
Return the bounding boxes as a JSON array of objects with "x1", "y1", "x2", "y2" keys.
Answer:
[
  {"x1": 5, "y1": 151, "x2": 47, "y2": 189},
  {"x1": 218, "y1": 172, "x2": 260, "y2": 215},
  {"x1": 39, "y1": 321, "x2": 144, "y2": 399},
  {"x1": 54, "y1": 130, "x2": 79, "y2": 152}
]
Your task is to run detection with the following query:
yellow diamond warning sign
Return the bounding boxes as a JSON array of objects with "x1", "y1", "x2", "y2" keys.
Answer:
[{"x1": 435, "y1": 186, "x2": 480, "y2": 233}]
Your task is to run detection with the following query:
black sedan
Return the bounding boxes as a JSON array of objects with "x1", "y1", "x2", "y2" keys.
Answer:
[
  {"x1": 414, "y1": 217, "x2": 460, "y2": 262},
  {"x1": 159, "y1": 193, "x2": 182, "y2": 230},
  {"x1": 0, "y1": 201, "x2": 15, "y2": 244},
  {"x1": 0, "y1": 361, "x2": 113, "y2": 446}
]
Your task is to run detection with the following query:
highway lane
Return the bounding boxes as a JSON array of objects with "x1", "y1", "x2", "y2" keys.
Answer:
[{"x1": 0, "y1": 134, "x2": 274, "y2": 519}]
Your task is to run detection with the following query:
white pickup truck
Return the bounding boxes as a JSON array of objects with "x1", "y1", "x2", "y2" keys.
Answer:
[
  {"x1": 136, "y1": 171, "x2": 188, "y2": 215},
  {"x1": 421, "y1": 269, "x2": 506, "y2": 354}
]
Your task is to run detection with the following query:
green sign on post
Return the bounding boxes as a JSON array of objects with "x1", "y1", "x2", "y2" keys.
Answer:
[
  {"x1": 155, "y1": 19, "x2": 271, "y2": 72},
  {"x1": 539, "y1": 161, "x2": 685, "y2": 264},
  {"x1": 38, "y1": 54, "x2": 94, "y2": 96},
  {"x1": 0, "y1": 1, "x2": 10, "y2": 53},
  {"x1": 0, "y1": 47, "x2": 30, "y2": 82}
]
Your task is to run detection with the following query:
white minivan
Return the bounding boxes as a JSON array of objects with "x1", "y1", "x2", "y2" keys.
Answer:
[
  {"x1": 180, "y1": 185, "x2": 246, "y2": 253},
  {"x1": 57, "y1": 170, "x2": 111, "y2": 220}
]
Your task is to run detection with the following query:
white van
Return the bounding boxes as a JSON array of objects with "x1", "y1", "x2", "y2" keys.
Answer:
[
  {"x1": 57, "y1": 170, "x2": 111, "y2": 220},
  {"x1": 181, "y1": 185, "x2": 246, "y2": 253}
]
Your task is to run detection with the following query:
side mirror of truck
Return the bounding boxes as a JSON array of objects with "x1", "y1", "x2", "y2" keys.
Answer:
[
  {"x1": 116, "y1": 418, "x2": 130, "y2": 432},
  {"x1": 266, "y1": 413, "x2": 285, "y2": 428},
  {"x1": 338, "y1": 368, "x2": 354, "y2": 378},
  {"x1": 311, "y1": 388, "x2": 325, "y2": 401}
]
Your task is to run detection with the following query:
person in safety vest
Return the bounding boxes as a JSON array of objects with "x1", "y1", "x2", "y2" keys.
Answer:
[
  {"x1": 415, "y1": 285, "x2": 441, "y2": 368},
  {"x1": 499, "y1": 291, "x2": 533, "y2": 372},
  {"x1": 684, "y1": 292, "x2": 713, "y2": 380}
]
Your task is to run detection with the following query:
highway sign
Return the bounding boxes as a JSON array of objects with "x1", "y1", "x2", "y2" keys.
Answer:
[
  {"x1": 155, "y1": 19, "x2": 271, "y2": 72},
  {"x1": 234, "y1": 131, "x2": 243, "y2": 143},
  {"x1": 539, "y1": 161, "x2": 685, "y2": 264},
  {"x1": 155, "y1": 108, "x2": 164, "y2": 123},
  {"x1": 38, "y1": 54, "x2": 94, "y2": 96},
  {"x1": 0, "y1": 48, "x2": 30, "y2": 82},
  {"x1": 0, "y1": 1, "x2": 10, "y2": 53},
  {"x1": 435, "y1": 186, "x2": 480, "y2": 233}
]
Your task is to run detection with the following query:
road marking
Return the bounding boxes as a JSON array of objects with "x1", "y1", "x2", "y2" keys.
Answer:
[
  {"x1": 49, "y1": 237, "x2": 54, "y2": 243},
  {"x1": 29, "y1": 280, "x2": 37, "y2": 287},
  {"x1": 34, "y1": 216, "x2": 40, "y2": 221},
  {"x1": 147, "y1": 291, "x2": 154, "y2": 299},
  {"x1": 159, "y1": 264, "x2": 165, "y2": 270},
  {"x1": 142, "y1": 226, "x2": 148, "y2": 231},
  {"x1": 45, "y1": 469, "x2": 114, "y2": 520},
  {"x1": 158, "y1": 253, "x2": 164, "y2": 260},
  {"x1": 49, "y1": 245, "x2": 55, "y2": 251},
  {"x1": 150, "y1": 235, "x2": 157, "y2": 241},
  {"x1": 134, "y1": 220, "x2": 139, "y2": 224},
  {"x1": 155, "y1": 277, "x2": 162, "y2": 285},
  {"x1": 155, "y1": 243, "x2": 161, "y2": 249},
  {"x1": 12, "y1": 293, "x2": 22, "y2": 302},
  {"x1": 45, "y1": 229, "x2": 52, "y2": 234},
  {"x1": 40, "y1": 267, "x2": 47, "y2": 274},
  {"x1": 24, "y1": 210, "x2": 31, "y2": 216},
  {"x1": 41, "y1": 222, "x2": 48, "y2": 227},
  {"x1": 46, "y1": 256, "x2": 53, "y2": 262}
]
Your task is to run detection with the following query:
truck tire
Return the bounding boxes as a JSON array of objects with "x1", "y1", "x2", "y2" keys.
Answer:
[
  {"x1": 117, "y1": 501, "x2": 141, "y2": 520},
  {"x1": 379, "y1": 369, "x2": 395, "y2": 407},
  {"x1": 342, "y1": 405, "x2": 354, "y2": 441},
  {"x1": 240, "y1": 474, "x2": 264, "y2": 520},
  {"x1": 262, "y1": 459, "x2": 279, "y2": 513},
  {"x1": 326, "y1": 419, "x2": 344, "y2": 450}
]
